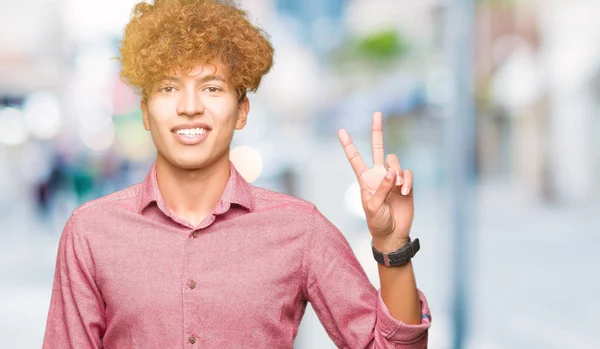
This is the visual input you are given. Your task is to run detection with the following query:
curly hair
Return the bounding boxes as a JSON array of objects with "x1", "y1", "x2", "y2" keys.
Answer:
[{"x1": 118, "y1": 0, "x2": 274, "y2": 99}]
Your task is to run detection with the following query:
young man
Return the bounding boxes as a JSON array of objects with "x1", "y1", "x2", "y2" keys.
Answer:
[{"x1": 43, "y1": 0, "x2": 431, "y2": 347}]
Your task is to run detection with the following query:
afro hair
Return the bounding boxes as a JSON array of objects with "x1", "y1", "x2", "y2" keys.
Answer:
[{"x1": 118, "y1": 0, "x2": 274, "y2": 99}]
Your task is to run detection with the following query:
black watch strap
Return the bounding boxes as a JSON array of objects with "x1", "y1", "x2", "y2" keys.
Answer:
[{"x1": 372, "y1": 237, "x2": 420, "y2": 267}]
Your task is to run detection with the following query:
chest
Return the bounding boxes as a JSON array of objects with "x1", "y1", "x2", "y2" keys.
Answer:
[{"x1": 93, "y1": 219, "x2": 306, "y2": 328}]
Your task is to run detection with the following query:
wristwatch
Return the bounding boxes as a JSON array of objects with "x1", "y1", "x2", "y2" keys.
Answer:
[{"x1": 372, "y1": 237, "x2": 420, "y2": 267}]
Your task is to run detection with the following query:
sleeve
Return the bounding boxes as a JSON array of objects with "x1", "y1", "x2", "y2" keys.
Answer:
[
  {"x1": 304, "y1": 206, "x2": 431, "y2": 349},
  {"x1": 42, "y1": 214, "x2": 105, "y2": 349}
]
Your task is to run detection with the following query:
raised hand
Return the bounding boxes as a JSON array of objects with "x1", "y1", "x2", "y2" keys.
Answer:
[{"x1": 338, "y1": 111, "x2": 414, "y2": 251}]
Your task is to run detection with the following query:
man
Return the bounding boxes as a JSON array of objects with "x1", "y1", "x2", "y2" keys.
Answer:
[{"x1": 43, "y1": 0, "x2": 431, "y2": 347}]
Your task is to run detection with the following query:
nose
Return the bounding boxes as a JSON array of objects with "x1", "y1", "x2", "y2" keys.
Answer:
[{"x1": 176, "y1": 89, "x2": 205, "y2": 116}]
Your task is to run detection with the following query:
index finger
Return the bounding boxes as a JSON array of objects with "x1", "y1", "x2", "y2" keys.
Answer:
[{"x1": 338, "y1": 128, "x2": 368, "y2": 178}]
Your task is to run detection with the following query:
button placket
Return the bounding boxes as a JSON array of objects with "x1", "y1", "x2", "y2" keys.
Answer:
[{"x1": 182, "y1": 229, "x2": 202, "y2": 346}]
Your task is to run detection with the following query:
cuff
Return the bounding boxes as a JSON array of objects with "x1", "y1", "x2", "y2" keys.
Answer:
[{"x1": 376, "y1": 289, "x2": 432, "y2": 343}]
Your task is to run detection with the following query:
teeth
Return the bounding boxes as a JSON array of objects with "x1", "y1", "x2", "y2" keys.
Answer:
[{"x1": 176, "y1": 128, "x2": 208, "y2": 136}]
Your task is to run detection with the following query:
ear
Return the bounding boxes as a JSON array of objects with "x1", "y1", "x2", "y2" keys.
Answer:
[
  {"x1": 141, "y1": 98, "x2": 150, "y2": 131},
  {"x1": 235, "y1": 97, "x2": 250, "y2": 130}
]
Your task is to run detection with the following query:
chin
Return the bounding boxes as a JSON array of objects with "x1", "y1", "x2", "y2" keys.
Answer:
[
  {"x1": 172, "y1": 153, "x2": 226, "y2": 171},
  {"x1": 158, "y1": 153, "x2": 203, "y2": 170},
  {"x1": 159, "y1": 147, "x2": 227, "y2": 171},
  {"x1": 174, "y1": 159, "x2": 209, "y2": 171}
]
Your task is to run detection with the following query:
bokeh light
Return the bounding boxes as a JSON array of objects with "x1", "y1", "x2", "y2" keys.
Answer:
[
  {"x1": 344, "y1": 181, "x2": 365, "y2": 219},
  {"x1": 0, "y1": 107, "x2": 29, "y2": 146},
  {"x1": 79, "y1": 120, "x2": 116, "y2": 151},
  {"x1": 22, "y1": 92, "x2": 62, "y2": 140},
  {"x1": 230, "y1": 145, "x2": 263, "y2": 183}
]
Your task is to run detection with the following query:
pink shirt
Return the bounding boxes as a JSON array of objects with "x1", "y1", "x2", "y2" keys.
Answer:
[{"x1": 43, "y1": 161, "x2": 431, "y2": 348}]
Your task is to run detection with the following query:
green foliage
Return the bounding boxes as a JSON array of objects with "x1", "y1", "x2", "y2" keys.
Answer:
[
  {"x1": 354, "y1": 29, "x2": 409, "y2": 62},
  {"x1": 330, "y1": 28, "x2": 410, "y2": 70}
]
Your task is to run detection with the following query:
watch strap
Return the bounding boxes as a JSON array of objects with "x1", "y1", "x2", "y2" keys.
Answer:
[{"x1": 372, "y1": 237, "x2": 420, "y2": 267}]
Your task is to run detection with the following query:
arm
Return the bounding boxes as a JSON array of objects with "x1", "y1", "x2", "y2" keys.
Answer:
[
  {"x1": 377, "y1": 260, "x2": 421, "y2": 325},
  {"x1": 305, "y1": 207, "x2": 431, "y2": 349},
  {"x1": 324, "y1": 111, "x2": 432, "y2": 347},
  {"x1": 43, "y1": 215, "x2": 105, "y2": 349}
]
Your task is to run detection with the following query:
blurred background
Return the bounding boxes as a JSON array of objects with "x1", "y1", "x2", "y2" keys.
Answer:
[{"x1": 1, "y1": 0, "x2": 599, "y2": 348}]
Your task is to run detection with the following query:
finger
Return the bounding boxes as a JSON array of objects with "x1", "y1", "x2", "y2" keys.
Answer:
[
  {"x1": 401, "y1": 169, "x2": 413, "y2": 196},
  {"x1": 367, "y1": 167, "x2": 396, "y2": 215},
  {"x1": 338, "y1": 128, "x2": 368, "y2": 178},
  {"x1": 371, "y1": 111, "x2": 385, "y2": 167},
  {"x1": 385, "y1": 154, "x2": 404, "y2": 186}
]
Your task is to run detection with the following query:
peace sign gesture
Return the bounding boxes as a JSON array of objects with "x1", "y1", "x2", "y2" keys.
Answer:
[{"x1": 338, "y1": 112, "x2": 414, "y2": 251}]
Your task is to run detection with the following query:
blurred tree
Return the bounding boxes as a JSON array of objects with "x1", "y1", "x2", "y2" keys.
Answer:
[
  {"x1": 354, "y1": 30, "x2": 408, "y2": 62},
  {"x1": 334, "y1": 29, "x2": 410, "y2": 68}
]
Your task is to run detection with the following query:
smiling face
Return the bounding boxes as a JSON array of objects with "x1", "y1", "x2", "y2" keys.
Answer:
[{"x1": 141, "y1": 61, "x2": 249, "y2": 171}]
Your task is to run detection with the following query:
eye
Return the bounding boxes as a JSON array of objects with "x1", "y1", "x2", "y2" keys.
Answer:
[
  {"x1": 203, "y1": 86, "x2": 222, "y2": 93},
  {"x1": 158, "y1": 86, "x2": 177, "y2": 93}
]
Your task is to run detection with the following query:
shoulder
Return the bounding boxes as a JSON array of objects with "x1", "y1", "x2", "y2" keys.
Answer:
[
  {"x1": 248, "y1": 186, "x2": 339, "y2": 231},
  {"x1": 250, "y1": 186, "x2": 316, "y2": 214},
  {"x1": 245, "y1": 186, "x2": 331, "y2": 234},
  {"x1": 71, "y1": 183, "x2": 142, "y2": 221}
]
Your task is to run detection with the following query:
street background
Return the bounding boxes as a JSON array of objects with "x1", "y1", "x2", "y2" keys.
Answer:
[{"x1": 1, "y1": 0, "x2": 599, "y2": 348}]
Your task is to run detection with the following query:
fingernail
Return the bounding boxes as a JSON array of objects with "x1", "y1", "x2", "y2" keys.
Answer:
[
  {"x1": 396, "y1": 176, "x2": 403, "y2": 186},
  {"x1": 402, "y1": 187, "x2": 409, "y2": 195},
  {"x1": 386, "y1": 169, "x2": 395, "y2": 179}
]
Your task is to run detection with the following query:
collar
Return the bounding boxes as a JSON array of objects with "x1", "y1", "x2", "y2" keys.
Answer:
[{"x1": 137, "y1": 160, "x2": 255, "y2": 215}]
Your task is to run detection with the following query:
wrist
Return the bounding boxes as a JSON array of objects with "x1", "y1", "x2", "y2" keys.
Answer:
[{"x1": 372, "y1": 236, "x2": 410, "y2": 253}]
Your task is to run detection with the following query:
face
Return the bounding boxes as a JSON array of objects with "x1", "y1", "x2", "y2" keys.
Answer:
[{"x1": 141, "y1": 61, "x2": 249, "y2": 171}]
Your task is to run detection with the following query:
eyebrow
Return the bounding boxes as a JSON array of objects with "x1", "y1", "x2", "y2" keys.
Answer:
[{"x1": 161, "y1": 74, "x2": 227, "y2": 84}]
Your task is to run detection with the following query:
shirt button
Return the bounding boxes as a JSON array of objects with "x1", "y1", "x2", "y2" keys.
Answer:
[
  {"x1": 189, "y1": 335, "x2": 196, "y2": 344},
  {"x1": 189, "y1": 280, "x2": 197, "y2": 289},
  {"x1": 192, "y1": 231, "x2": 199, "y2": 238}
]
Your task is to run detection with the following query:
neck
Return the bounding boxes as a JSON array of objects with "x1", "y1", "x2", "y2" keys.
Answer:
[{"x1": 155, "y1": 154, "x2": 231, "y2": 226}]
